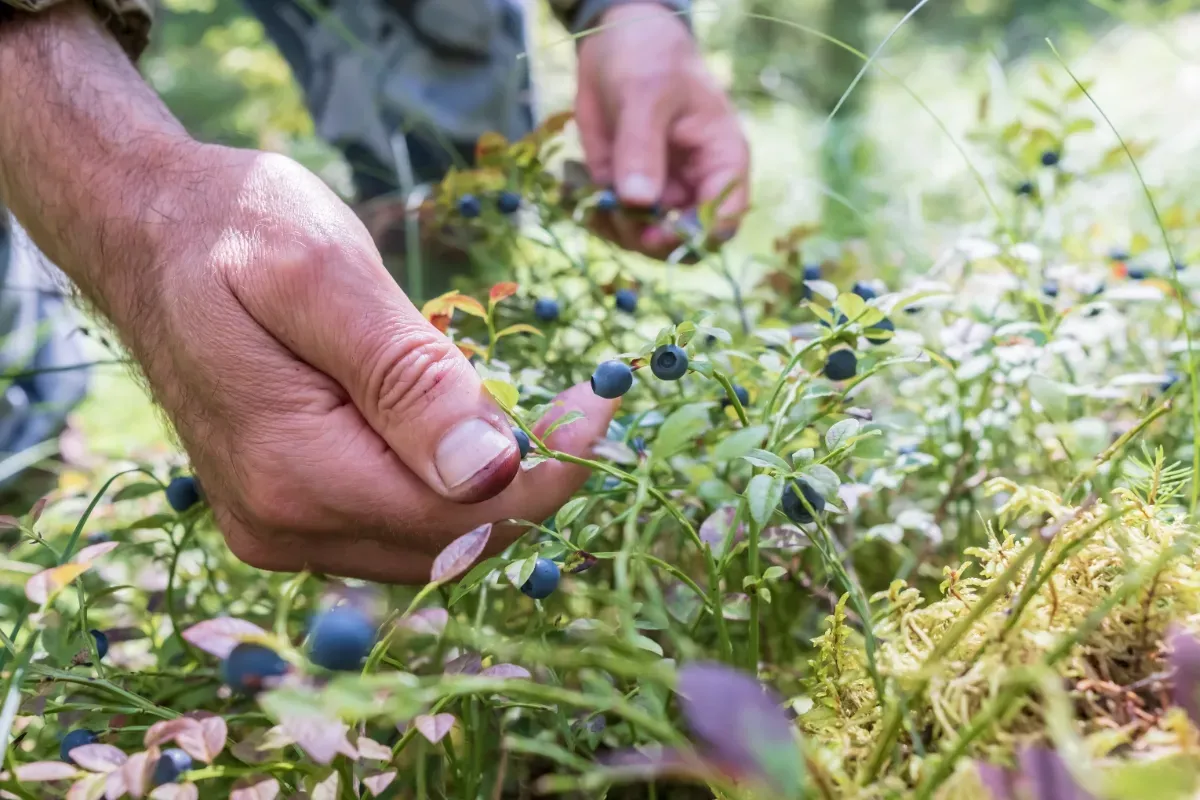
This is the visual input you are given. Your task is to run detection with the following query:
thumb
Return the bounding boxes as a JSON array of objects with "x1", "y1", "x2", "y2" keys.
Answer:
[
  {"x1": 235, "y1": 241, "x2": 521, "y2": 506},
  {"x1": 612, "y1": 91, "x2": 671, "y2": 208}
]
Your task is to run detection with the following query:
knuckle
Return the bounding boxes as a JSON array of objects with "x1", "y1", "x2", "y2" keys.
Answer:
[{"x1": 366, "y1": 326, "x2": 466, "y2": 421}]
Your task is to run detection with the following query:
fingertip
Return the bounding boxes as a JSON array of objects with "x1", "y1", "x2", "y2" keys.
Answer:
[{"x1": 618, "y1": 173, "x2": 661, "y2": 208}]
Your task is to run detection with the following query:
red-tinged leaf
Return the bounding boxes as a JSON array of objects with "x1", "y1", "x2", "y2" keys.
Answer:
[
  {"x1": 456, "y1": 341, "x2": 486, "y2": 359},
  {"x1": 413, "y1": 714, "x2": 456, "y2": 744},
  {"x1": 488, "y1": 282, "x2": 519, "y2": 305},
  {"x1": 120, "y1": 749, "x2": 155, "y2": 799},
  {"x1": 428, "y1": 311, "x2": 452, "y2": 334},
  {"x1": 1170, "y1": 626, "x2": 1200, "y2": 727},
  {"x1": 444, "y1": 652, "x2": 482, "y2": 675},
  {"x1": 494, "y1": 323, "x2": 543, "y2": 339},
  {"x1": 421, "y1": 291, "x2": 486, "y2": 321},
  {"x1": 67, "y1": 773, "x2": 107, "y2": 800},
  {"x1": 479, "y1": 664, "x2": 531, "y2": 680},
  {"x1": 280, "y1": 713, "x2": 353, "y2": 766},
  {"x1": 72, "y1": 541, "x2": 120, "y2": 565},
  {"x1": 356, "y1": 737, "x2": 393, "y2": 762},
  {"x1": 310, "y1": 771, "x2": 338, "y2": 800},
  {"x1": 475, "y1": 131, "x2": 509, "y2": 163},
  {"x1": 148, "y1": 783, "x2": 197, "y2": 800},
  {"x1": 176, "y1": 716, "x2": 225, "y2": 763},
  {"x1": 397, "y1": 608, "x2": 448, "y2": 637},
  {"x1": 699, "y1": 506, "x2": 745, "y2": 557},
  {"x1": 362, "y1": 771, "x2": 397, "y2": 797},
  {"x1": 12, "y1": 762, "x2": 79, "y2": 781},
  {"x1": 29, "y1": 496, "x2": 47, "y2": 524},
  {"x1": 677, "y1": 662, "x2": 801, "y2": 797},
  {"x1": 144, "y1": 719, "x2": 200, "y2": 749},
  {"x1": 431, "y1": 523, "x2": 493, "y2": 583},
  {"x1": 0, "y1": 515, "x2": 21, "y2": 530},
  {"x1": 229, "y1": 776, "x2": 280, "y2": 800},
  {"x1": 179, "y1": 618, "x2": 268, "y2": 659},
  {"x1": 25, "y1": 563, "x2": 90, "y2": 604},
  {"x1": 70, "y1": 744, "x2": 127, "y2": 773}
]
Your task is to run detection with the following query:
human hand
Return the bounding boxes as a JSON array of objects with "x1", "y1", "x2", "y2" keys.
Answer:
[
  {"x1": 575, "y1": 2, "x2": 750, "y2": 257},
  {"x1": 125, "y1": 148, "x2": 618, "y2": 582}
]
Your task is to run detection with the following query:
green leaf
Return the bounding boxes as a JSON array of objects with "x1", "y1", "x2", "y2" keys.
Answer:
[
  {"x1": 763, "y1": 565, "x2": 786, "y2": 582},
  {"x1": 113, "y1": 482, "x2": 162, "y2": 502},
  {"x1": 654, "y1": 404, "x2": 711, "y2": 461},
  {"x1": 555, "y1": 497, "x2": 589, "y2": 531},
  {"x1": 675, "y1": 321, "x2": 697, "y2": 348},
  {"x1": 483, "y1": 379, "x2": 519, "y2": 411},
  {"x1": 825, "y1": 419, "x2": 860, "y2": 451},
  {"x1": 447, "y1": 556, "x2": 506, "y2": 607},
  {"x1": 1064, "y1": 117, "x2": 1096, "y2": 136},
  {"x1": 543, "y1": 410, "x2": 583, "y2": 438},
  {"x1": 746, "y1": 474, "x2": 783, "y2": 526},
  {"x1": 630, "y1": 634, "x2": 663, "y2": 656},
  {"x1": 654, "y1": 326, "x2": 675, "y2": 347},
  {"x1": 835, "y1": 292, "x2": 866, "y2": 321},
  {"x1": 742, "y1": 449, "x2": 791, "y2": 472},
  {"x1": 504, "y1": 556, "x2": 537, "y2": 589},
  {"x1": 124, "y1": 513, "x2": 175, "y2": 531},
  {"x1": 801, "y1": 464, "x2": 839, "y2": 497},
  {"x1": 713, "y1": 425, "x2": 769, "y2": 462},
  {"x1": 688, "y1": 359, "x2": 714, "y2": 378},
  {"x1": 721, "y1": 593, "x2": 751, "y2": 621}
]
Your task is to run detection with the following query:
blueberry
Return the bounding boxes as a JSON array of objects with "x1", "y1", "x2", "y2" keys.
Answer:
[
  {"x1": 803, "y1": 264, "x2": 822, "y2": 281},
  {"x1": 221, "y1": 642, "x2": 288, "y2": 694},
  {"x1": 1127, "y1": 267, "x2": 1148, "y2": 280},
  {"x1": 496, "y1": 191, "x2": 521, "y2": 214},
  {"x1": 1015, "y1": 181, "x2": 1035, "y2": 196},
  {"x1": 165, "y1": 476, "x2": 201, "y2": 513},
  {"x1": 1043, "y1": 281, "x2": 1059, "y2": 298},
  {"x1": 1109, "y1": 248, "x2": 1130, "y2": 262},
  {"x1": 898, "y1": 445, "x2": 917, "y2": 456},
  {"x1": 722, "y1": 384, "x2": 751, "y2": 409},
  {"x1": 1175, "y1": 261, "x2": 1187, "y2": 272},
  {"x1": 602, "y1": 476, "x2": 621, "y2": 491},
  {"x1": 851, "y1": 282, "x2": 877, "y2": 301},
  {"x1": 1041, "y1": 150, "x2": 1060, "y2": 167},
  {"x1": 819, "y1": 312, "x2": 851, "y2": 330},
  {"x1": 865, "y1": 317, "x2": 894, "y2": 346},
  {"x1": 520, "y1": 558, "x2": 561, "y2": 600},
  {"x1": 614, "y1": 288, "x2": 639, "y2": 314},
  {"x1": 650, "y1": 344, "x2": 689, "y2": 381},
  {"x1": 86, "y1": 531, "x2": 111, "y2": 545},
  {"x1": 308, "y1": 605, "x2": 377, "y2": 672},
  {"x1": 457, "y1": 194, "x2": 482, "y2": 218},
  {"x1": 823, "y1": 350, "x2": 857, "y2": 382},
  {"x1": 630, "y1": 435, "x2": 646, "y2": 454},
  {"x1": 590, "y1": 361, "x2": 634, "y2": 399},
  {"x1": 512, "y1": 427, "x2": 531, "y2": 459},
  {"x1": 90, "y1": 629, "x2": 108, "y2": 661},
  {"x1": 1162, "y1": 371, "x2": 1182, "y2": 393},
  {"x1": 781, "y1": 481, "x2": 825, "y2": 525},
  {"x1": 596, "y1": 189, "x2": 620, "y2": 212},
  {"x1": 152, "y1": 749, "x2": 193, "y2": 787},
  {"x1": 60, "y1": 729, "x2": 98, "y2": 763},
  {"x1": 533, "y1": 298, "x2": 560, "y2": 322}
]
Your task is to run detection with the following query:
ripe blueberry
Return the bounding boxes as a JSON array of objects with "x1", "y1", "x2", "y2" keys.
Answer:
[
  {"x1": 596, "y1": 189, "x2": 620, "y2": 212},
  {"x1": 533, "y1": 298, "x2": 560, "y2": 322},
  {"x1": 1043, "y1": 281, "x2": 1059, "y2": 298},
  {"x1": 457, "y1": 194, "x2": 482, "y2": 218},
  {"x1": 308, "y1": 605, "x2": 377, "y2": 672},
  {"x1": 512, "y1": 427, "x2": 531, "y2": 459},
  {"x1": 520, "y1": 558, "x2": 561, "y2": 600},
  {"x1": 781, "y1": 481, "x2": 825, "y2": 525},
  {"x1": 852, "y1": 282, "x2": 877, "y2": 301},
  {"x1": 865, "y1": 317, "x2": 894, "y2": 345},
  {"x1": 60, "y1": 729, "x2": 97, "y2": 763},
  {"x1": 1041, "y1": 150, "x2": 1060, "y2": 167},
  {"x1": 165, "y1": 476, "x2": 201, "y2": 513},
  {"x1": 1175, "y1": 261, "x2": 1187, "y2": 272},
  {"x1": 221, "y1": 643, "x2": 288, "y2": 694},
  {"x1": 90, "y1": 629, "x2": 108, "y2": 660},
  {"x1": 152, "y1": 749, "x2": 193, "y2": 787},
  {"x1": 1127, "y1": 267, "x2": 1147, "y2": 280},
  {"x1": 650, "y1": 344, "x2": 688, "y2": 381},
  {"x1": 722, "y1": 384, "x2": 751, "y2": 409},
  {"x1": 86, "y1": 531, "x2": 111, "y2": 545},
  {"x1": 1162, "y1": 372, "x2": 1182, "y2": 393},
  {"x1": 591, "y1": 361, "x2": 634, "y2": 399},
  {"x1": 823, "y1": 350, "x2": 857, "y2": 382},
  {"x1": 1015, "y1": 181, "x2": 1034, "y2": 196},
  {"x1": 497, "y1": 191, "x2": 521, "y2": 214},
  {"x1": 615, "y1": 288, "x2": 639, "y2": 314},
  {"x1": 803, "y1": 264, "x2": 822, "y2": 281},
  {"x1": 630, "y1": 435, "x2": 646, "y2": 454}
]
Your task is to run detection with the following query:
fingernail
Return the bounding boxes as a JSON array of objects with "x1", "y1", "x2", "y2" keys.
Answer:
[
  {"x1": 620, "y1": 174, "x2": 657, "y2": 205},
  {"x1": 435, "y1": 419, "x2": 516, "y2": 491}
]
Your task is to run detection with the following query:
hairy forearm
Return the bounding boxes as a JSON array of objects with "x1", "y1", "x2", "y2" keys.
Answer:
[{"x1": 0, "y1": 2, "x2": 193, "y2": 327}]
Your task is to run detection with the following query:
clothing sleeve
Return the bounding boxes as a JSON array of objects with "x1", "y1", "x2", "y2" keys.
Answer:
[
  {"x1": 0, "y1": 0, "x2": 153, "y2": 59},
  {"x1": 547, "y1": 0, "x2": 690, "y2": 35}
]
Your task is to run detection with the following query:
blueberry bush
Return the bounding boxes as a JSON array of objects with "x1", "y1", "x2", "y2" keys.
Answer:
[{"x1": 6, "y1": 73, "x2": 1200, "y2": 800}]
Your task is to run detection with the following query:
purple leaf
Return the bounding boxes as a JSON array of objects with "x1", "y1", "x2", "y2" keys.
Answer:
[
  {"x1": 976, "y1": 761, "x2": 1016, "y2": 800},
  {"x1": 699, "y1": 507, "x2": 745, "y2": 556},
  {"x1": 444, "y1": 652, "x2": 483, "y2": 676},
  {"x1": 279, "y1": 713, "x2": 353, "y2": 766},
  {"x1": 355, "y1": 737, "x2": 393, "y2": 762},
  {"x1": 11, "y1": 762, "x2": 79, "y2": 782},
  {"x1": 676, "y1": 662, "x2": 801, "y2": 796},
  {"x1": 72, "y1": 541, "x2": 120, "y2": 565},
  {"x1": 397, "y1": 608, "x2": 448, "y2": 637},
  {"x1": 1018, "y1": 747, "x2": 1094, "y2": 800},
  {"x1": 68, "y1": 743, "x2": 127, "y2": 773},
  {"x1": 362, "y1": 770, "x2": 397, "y2": 797},
  {"x1": 479, "y1": 664, "x2": 531, "y2": 680},
  {"x1": 597, "y1": 746, "x2": 720, "y2": 783},
  {"x1": 175, "y1": 716, "x2": 226, "y2": 763},
  {"x1": 1170, "y1": 626, "x2": 1200, "y2": 727},
  {"x1": 413, "y1": 713, "x2": 456, "y2": 744},
  {"x1": 229, "y1": 776, "x2": 280, "y2": 800},
  {"x1": 431, "y1": 524, "x2": 493, "y2": 583},
  {"x1": 179, "y1": 618, "x2": 267, "y2": 659}
]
